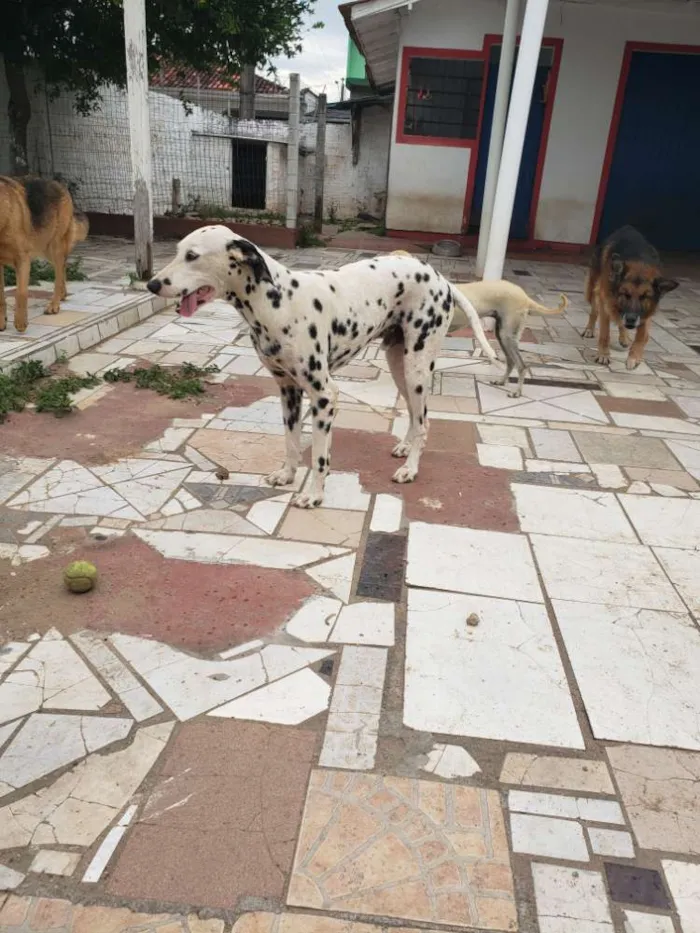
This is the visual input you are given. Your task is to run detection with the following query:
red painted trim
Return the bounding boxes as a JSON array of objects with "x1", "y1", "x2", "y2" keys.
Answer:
[
  {"x1": 396, "y1": 45, "x2": 487, "y2": 149},
  {"x1": 590, "y1": 40, "x2": 700, "y2": 245},
  {"x1": 86, "y1": 213, "x2": 298, "y2": 249}
]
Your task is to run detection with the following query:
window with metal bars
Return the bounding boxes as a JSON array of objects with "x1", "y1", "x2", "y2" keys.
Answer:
[{"x1": 403, "y1": 56, "x2": 485, "y2": 141}]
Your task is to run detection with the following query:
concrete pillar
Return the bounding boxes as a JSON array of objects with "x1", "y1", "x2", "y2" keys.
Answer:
[
  {"x1": 286, "y1": 73, "x2": 301, "y2": 230},
  {"x1": 123, "y1": 0, "x2": 153, "y2": 279},
  {"x1": 482, "y1": 0, "x2": 549, "y2": 281},
  {"x1": 475, "y1": 0, "x2": 521, "y2": 276}
]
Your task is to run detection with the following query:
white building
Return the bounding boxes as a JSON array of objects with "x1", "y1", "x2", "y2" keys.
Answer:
[{"x1": 341, "y1": 0, "x2": 700, "y2": 276}]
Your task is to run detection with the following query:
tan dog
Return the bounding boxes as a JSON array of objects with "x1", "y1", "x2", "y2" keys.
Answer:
[
  {"x1": 0, "y1": 176, "x2": 88, "y2": 333},
  {"x1": 389, "y1": 252, "x2": 567, "y2": 397}
]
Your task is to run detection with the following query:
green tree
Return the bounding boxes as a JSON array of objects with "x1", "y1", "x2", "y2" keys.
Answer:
[{"x1": 2, "y1": 0, "x2": 321, "y2": 174}]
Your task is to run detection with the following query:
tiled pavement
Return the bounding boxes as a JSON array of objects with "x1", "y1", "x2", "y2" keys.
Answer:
[{"x1": 2, "y1": 244, "x2": 700, "y2": 932}]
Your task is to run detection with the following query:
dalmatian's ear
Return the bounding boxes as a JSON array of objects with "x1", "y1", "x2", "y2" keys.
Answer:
[{"x1": 226, "y1": 238, "x2": 273, "y2": 285}]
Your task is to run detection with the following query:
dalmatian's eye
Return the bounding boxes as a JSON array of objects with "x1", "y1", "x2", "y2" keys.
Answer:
[{"x1": 185, "y1": 250, "x2": 199, "y2": 262}]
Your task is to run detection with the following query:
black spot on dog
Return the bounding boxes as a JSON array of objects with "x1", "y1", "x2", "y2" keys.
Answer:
[
  {"x1": 430, "y1": 361, "x2": 435, "y2": 371},
  {"x1": 415, "y1": 273, "x2": 422, "y2": 283},
  {"x1": 330, "y1": 284, "x2": 336, "y2": 293},
  {"x1": 317, "y1": 397, "x2": 329, "y2": 409},
  {"x1": 282, "y1": 326, "x2": 290, "y2": 336},
  {"x1": 291, "y1": 278, "x2": 299, "y2": 288},
  {"x1": 415, "y1": 385, "x2": 423, "y2": 394},
  {"x1": 266, "y1": 288, "x2": 282, "y2": 309},
  {"x1": 313, "y1": 298, "x2": 323, "y2": 312},
  {"x1": 308, "y1": 323, "x2": 318, "y2": 339}
]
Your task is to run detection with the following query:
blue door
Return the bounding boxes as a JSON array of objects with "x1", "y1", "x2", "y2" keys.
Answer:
[
  {"x1": 469, "y1": 54, "x2": 551, "y2": 239},
  {"x1": 598, "y1": 51, "x2": 700, "y2": 250}
]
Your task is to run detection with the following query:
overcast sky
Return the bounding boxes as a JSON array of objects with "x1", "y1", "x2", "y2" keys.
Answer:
[{"x1": 270, "y1": 0, "x2": 350, "y2": 101}]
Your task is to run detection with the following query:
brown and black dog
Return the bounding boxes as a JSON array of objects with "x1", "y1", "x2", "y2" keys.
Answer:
[
  {"x1": 583, "y1": 225, "x2": 678, "y2": 369},
  {"x1": 0, "y1": 176, "x2": 89, "y2": 333}
]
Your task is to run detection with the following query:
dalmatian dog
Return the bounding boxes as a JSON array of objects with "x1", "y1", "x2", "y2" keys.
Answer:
[{"x1": 148, "y1": 226, "x2": 496, "y2": 509}]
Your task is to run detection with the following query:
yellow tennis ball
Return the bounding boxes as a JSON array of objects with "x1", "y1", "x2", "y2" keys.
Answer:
[{"x1": 63, "y1": 560, "x2": 98, "y2": 594}]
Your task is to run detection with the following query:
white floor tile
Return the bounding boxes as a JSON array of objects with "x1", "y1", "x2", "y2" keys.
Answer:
[
  {"x1": 208, "y1": 668, "x2": 330, "y2": 723},
  {"x1": 407, "y1": 522, "x2": 543, "y2": 602},
  {"x1": 0, "y1": 713, "x2": 132, "y2": 789},
  {"x1": 29, "y1": 849, "x2": 81, "y2": 876},
  {"x1": 0, "y1": 864, "x2": 24, "y2": 890},
  {"x1": 654, "y1": 547, "x2": 700, "y2": 614},
  {"x1": 509, "y1": 790, "x2": 624, "y2": 823},
  {"x1": 285, "y1": 595, "x2": 342, "y2": 643},
  {"x1": 317, "y1": 472, "x2": 370, "y2": 511},
  {"x1": 619, "y1": 495, "x2": 700, "y2": 548},
  {"x1": 511, "y1": 812, "x2": 588, "y2": 860},
  {"x1": 530, "y1": 428, "x2": 582, "y2": 462},
  {"x1": 306, "y1": 553, "x2": 356, "y2": 602},
  {"x1": 0, "y1": 641, "x2": 31, "y2": 678},
  {"x1": 476, "y1": 443, "x2": 523, "y2": 470},
  {"x1": 246, "y1": 497, "x2": 289, "y2": 534},
  {"x1": 533, "y1": 864, "x2": 613, "y2": 933},
  {"x1": 524, "y1": 459, "x2": 591, "y2": 473},
  {"x1": 662, "y1": 860, "x2": 700, "y2": 933},
  {"x1": 477, "y1": 423, "x2": 532, "y2": 452},
  {"x1": 531, "y1": 535, "x2": 684, "y2": 611},
  {"x1": 110, "y1": 633, "x2": 331, "y2": 720},
  {"x1": 422, "y1": 743, "x2": 481, "y2": 778},
  {"x1": 554, "y1": 600, "x2": 700, "y2": 749},
  {"x1": 666, "y1": 439, "x2": 700, "y2": 478},
  {"x1": 590, "y1": 463, "x2": 628, "y2": 488},
  {"x1": 370, "y1": 494, "x2": 403, "y2": 533},
  {"x1": 405, "y1": 589, "x2": 583, "y2": 748},
  {"x1": 133, "y1": 529, "x2": 344, "y2": 569},
  {"x1": 622, "y1": 910, "x2": 674, "y2": 933},
  {"x1": 587, "y1": 827, "x2": 635, "y2": 858},
  {"x1": 611, "y1": 412, "x2": 700, "y2": 435},
  {"x1": 513, "y1": 485, "x2": 636, "y2": 542},
  {"x1": 330, "y1": 602, "x2": 395, "y2": 646}
]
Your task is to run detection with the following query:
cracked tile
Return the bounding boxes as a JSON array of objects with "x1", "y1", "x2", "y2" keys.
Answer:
[
  {"x1": 554, "y1": 601, "x2": 700, "y2": 749},
  {"x1": 620, "y1": 494, "x2": 700, "y2": 549},
  {"x1": 513, "y1": 484, "x2": 636, "y2": 542},
  {"x1": 134, "y1": 528, "x2": 345, "y2": 569},
  {"x1": 208, "y1": 668, "x2": 331, "y2": 723},
  {"x1": 623, "y1": 911, "x2": 674, "y2": 933},
  {"x1": 93, "y1": 459, "x2": 191, "y2": 516},
  {"x1": 110, "y1": 633, "x2": 332, "y2": 720},
  {"x1": 499, "y1": 753, "x2": 614, "y2": 794},
  {"x1": 511, "y1": 812, "x2": 588, "y2": 860},
  {"x1": 405, "y1": 589, "x2": 583, "y2": 748},
  {"x1": 29, "y1": 849, "x2": 81, "y2": 876},
  {"x1": 574, "y1": 433, "x2": 680, "y2": 470},
  {"x1": 587, "y1": 827, "x2": 635, "y2": 858},
  {"x1": 531, "y1": 536, "x2": 684, "y2": 610},
  {"x1": 607, "y1": 745, "x2": 700, "y2": 856},
  {"x1": 533, "y1": 863, "x2": 613, "y2": 933},
  {"x1": 288, "y1": 770, "x2": 517, "y2": 930},
  {"x1": 0, "y1": 631, "x2": 111, "y2": 722},
  {"x1": 0, "y1": 457, "x2": 54, "y2": 506},
  {"x1": 0, "y1": 713, "x2": 133, "y2": 791},
  {"x1": 329, "y1": 602, "x2": 395, "y2": 646},
  {"x1": 423, "y1": 744, "x2": 481, "y2": 779},
  {"x1": 407, "y1": 522, "x2": 542, "y2": 602},
  {"x1": 284, "y1": 596, "x2": 343, "y2": 643},
  {"x1": 509, "y1": 790, "x2": 624, "y2": 823},
  {"x1": 189, "y1": 429, "x2": 288, "y2": 473},
  {"x1": 7, "y1": 460, "x2": 142, "y2": 520},
  {"x1": 306, "y1": 553, "x2": 356, "y2": 603},
  {"x1": 0, "y1": 722, "x2": 173, "y2": 849},
  {"x1": 662, "y1": 860, "x2": 700, "y2": 932}
]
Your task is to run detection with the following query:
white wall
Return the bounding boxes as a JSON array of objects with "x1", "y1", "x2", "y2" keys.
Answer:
[{"x1": 385, "y1": 0, "x2": 700, "y2": 243}]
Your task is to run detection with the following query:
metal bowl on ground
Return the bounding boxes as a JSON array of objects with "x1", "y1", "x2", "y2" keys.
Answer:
[{"x1": 431, "y1": 239, "x2": 462, "y2": 258}]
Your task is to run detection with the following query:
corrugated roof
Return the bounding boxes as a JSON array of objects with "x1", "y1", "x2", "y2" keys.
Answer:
[{"x1": 151, "y1": 65, "x2": 287, "y2": 95}]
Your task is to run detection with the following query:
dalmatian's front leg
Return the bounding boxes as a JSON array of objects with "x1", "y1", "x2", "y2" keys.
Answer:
[
  {"x1": 267, "y1": 381, "x2": 303, "y2": 488},
  {"x1": 294, "y1": 377, "x2": 339, "y2": 509}
]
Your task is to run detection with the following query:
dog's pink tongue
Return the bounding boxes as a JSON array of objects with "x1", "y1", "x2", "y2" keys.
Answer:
[{"x1": 178, "y1": 292, "x2": 198, "y2": 317}]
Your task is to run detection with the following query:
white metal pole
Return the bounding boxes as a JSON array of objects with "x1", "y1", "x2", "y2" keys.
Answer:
[
  {"x1": 123, "y1": 0, "x2": 154, "y2": 279},
  {"x1": 483, "y1": 0, "x2": 549, "y2": 281},
  {"x1": 286, "y1": 73, "x2": 301, "y2": 230},
  {"x1": 475, "y1": 0, "x2": 521, "y2": 276}
]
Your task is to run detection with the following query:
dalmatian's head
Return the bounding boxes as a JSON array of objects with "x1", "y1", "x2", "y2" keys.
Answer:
[{"x1": 147, "y1": 226, "x2": 273, "y2": 316}]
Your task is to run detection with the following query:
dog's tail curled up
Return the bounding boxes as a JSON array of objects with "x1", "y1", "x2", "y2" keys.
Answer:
[
  {"x1": 528, "y1": 293, "x2": 568, "y2": 315},
  {"x1": 449, "y1": 286, "x2": 498, "y2": 361}
]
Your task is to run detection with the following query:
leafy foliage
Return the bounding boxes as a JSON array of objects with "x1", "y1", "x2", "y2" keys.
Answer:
[{"x1": 3, "y1": 258, "x2": 87, "y2": 287}]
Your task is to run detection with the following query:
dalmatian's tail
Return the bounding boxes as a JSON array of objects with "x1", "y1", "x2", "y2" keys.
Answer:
[{"x1": 449, "y1": 286, "x2": 498, "y2": 361}]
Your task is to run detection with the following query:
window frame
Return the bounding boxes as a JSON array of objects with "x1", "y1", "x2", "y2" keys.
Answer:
[{"x1": 396, "y1": 46, "x2": 488, "y2": 149}]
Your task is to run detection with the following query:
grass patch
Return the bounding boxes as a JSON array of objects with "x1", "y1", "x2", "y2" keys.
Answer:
[
  {"x1": 297, "y1": 223, "x2": 325, "y2": 248},
  {"x1": 0, "y1": 360, "x2": 220, "y2": 423},
  {"x1": 3, "y1": 258, "x2": 88, "y2": 287},
  {"x1": 102, "y1": 362, "x2": 220, "y2": 399}
]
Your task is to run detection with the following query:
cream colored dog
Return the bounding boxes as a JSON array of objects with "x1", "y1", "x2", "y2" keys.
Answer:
[{"x1": 390, "y1": 251, "x2": 567, "y2": 397}]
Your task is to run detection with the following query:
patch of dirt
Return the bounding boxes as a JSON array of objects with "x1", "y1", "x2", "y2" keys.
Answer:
[
  {"x1": 0, "y1": 528, "x2": 316, "y2": 651},
  {"x1": 0, "y1": 376, "x2": 272, "y2": 464}
]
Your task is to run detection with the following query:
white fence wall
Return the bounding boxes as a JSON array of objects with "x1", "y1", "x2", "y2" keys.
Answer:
[{"x1": 0, "y1": 63, "x2": 392, "y2": 223}]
